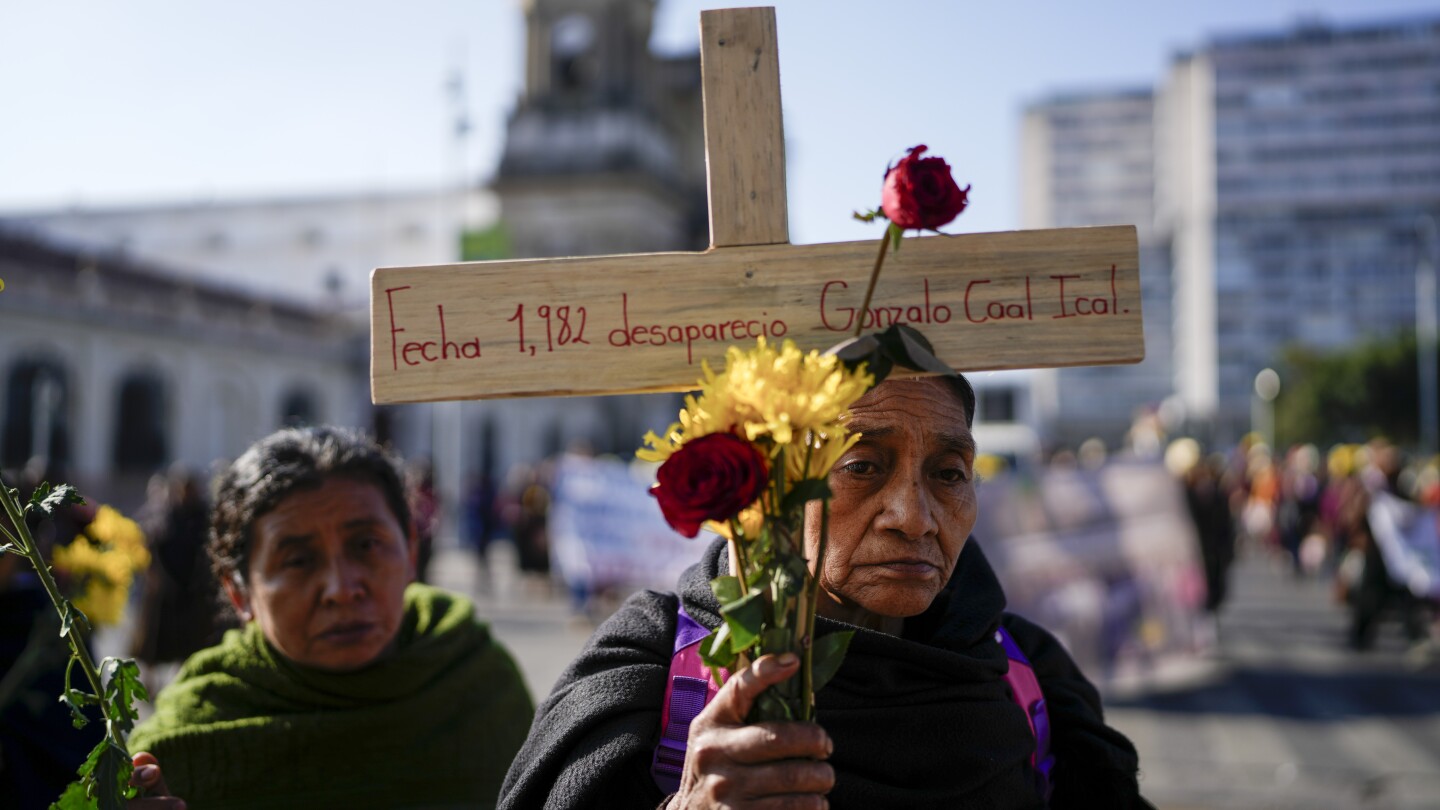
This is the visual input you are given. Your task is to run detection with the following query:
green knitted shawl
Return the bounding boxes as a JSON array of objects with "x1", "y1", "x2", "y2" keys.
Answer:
[{"x1": 129, "y1": 583, "x2": 533, "y2": 810}]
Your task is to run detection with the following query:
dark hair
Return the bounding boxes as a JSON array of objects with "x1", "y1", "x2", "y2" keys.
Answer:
[
  {"x1": 209, "y1": 426, "x2": 411, "y2": 586},
  {"x1": 941, "y1": 374, "x2": 977, "y2": 428}
]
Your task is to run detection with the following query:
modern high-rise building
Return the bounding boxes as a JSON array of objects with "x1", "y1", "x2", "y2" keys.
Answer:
[
  {"x1": 1021, "y1": 89, "x2": 1175, "y2": 450},
  {"x1": 1027, "y1": 14, "x2": 1440, "y2": 444}
]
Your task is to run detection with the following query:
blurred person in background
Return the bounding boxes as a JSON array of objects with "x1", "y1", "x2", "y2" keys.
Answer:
[
  {"x1": 1336, "y1": 441, "x2": 1437, "y2": 652},
  {"x1": 406, "y1": 459, "x2": 439, "y2": 584},
  {"x1": 130, "y1": 464, "x2": 221, "y2": 690},
  {"x1": 1168, "y1": 440, "x2": 1236, "y2": 622},
  {"x1": 462, "y1": 470, "x2": 499, "y2": 594},
  {"x1": 498, "y1": 462, "x2": 552, "y2": 592},
  {"x1": 1239, "y1": 440, "x2": 1281, "y2": 557},
  {"x1": 127, "y1": 427, "x2": 532, "y2": 809},
  {"x1": 1276, "y1": 444, "x2": 1324, "y2": 577}
]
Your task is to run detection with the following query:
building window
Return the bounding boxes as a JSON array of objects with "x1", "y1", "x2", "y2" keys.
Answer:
[
  {"x1": 979, "y1": 388, "x2": 1017, "y2": 423},
  {"x1": 3, "y1": 358, "x2": 71, "y2": 470},
  {"x1": 552, "y1": 13, "x2": 596, "y2": 92},
  {"x1": 113, "y1": 371, "x2": 168, "y2": 473},
  {"x1": 299, "y1": 227, "x2": 326, "y2": 249},
  {"x1": 201, "y1": 231, "x2": 229, "y2": 252},
  {"x1": 279, "y1": 388, "x2": 320, "y2": 428}
]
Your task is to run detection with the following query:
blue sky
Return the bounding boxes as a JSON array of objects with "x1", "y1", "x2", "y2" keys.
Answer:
[{"x1": 1, "y1": 1, "x2": 1434, "y2": 244}]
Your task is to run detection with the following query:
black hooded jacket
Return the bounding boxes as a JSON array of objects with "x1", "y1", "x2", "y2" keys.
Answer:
[{"x1": 499, "y1": 538, "x2": 1145, "y2": 809}]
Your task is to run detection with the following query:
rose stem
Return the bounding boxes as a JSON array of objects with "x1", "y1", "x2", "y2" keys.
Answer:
[
  {"x1": 801, "y1": 498, "x2": 829, "y2": 722},
  {"x1": 853, "y1": 233, "x2": 891, "y2": 338}
]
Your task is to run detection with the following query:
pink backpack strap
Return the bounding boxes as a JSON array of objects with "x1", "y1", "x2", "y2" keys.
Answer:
[
  {"x1": 651, "y1": 608, "x2": 1054, "y2": 800},
  {"x1": 652, "y1": 605, "x2": 724, "y2": 794},
  {"x1": 997, "y1": 625, "x2": 1055, "y2": 801}
]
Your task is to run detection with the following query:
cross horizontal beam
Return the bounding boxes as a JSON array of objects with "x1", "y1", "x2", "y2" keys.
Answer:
[{"x1": 370, "y1": 225, "x2": 1142, "y2": 403}]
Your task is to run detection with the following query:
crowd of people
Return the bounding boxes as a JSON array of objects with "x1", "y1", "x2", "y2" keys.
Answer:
[
  {"x1": 13, "y1": 381, "x2": 1440, "y2": 807},
  {"x1": 3, "y1": 373, "x2": 1160, "y2": 809},
  {"x1": 1167, "y1": 434, "x2": 1440, "y2": 652}
]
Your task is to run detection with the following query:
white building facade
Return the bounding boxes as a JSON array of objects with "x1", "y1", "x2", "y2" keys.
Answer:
[
  {"x1": 1025, "y1": 14, "x2": 1440, "y2": 445},
  {"x1": 0, "y1": 230, "x2": 360, "y2": 505}
]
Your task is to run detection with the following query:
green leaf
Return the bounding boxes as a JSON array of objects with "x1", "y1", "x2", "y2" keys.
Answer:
[
  {"x1": 780, "y1": 478, "x2": 832, "y2": 514},
  {"x1": 888, "y1": 222, "x2": 904, "y2": 252},
  {"x1": 760, "y1": 627, "x2": 792, "y2": 657},
  {"x1": 709, "y1": 575, "x2": 743, "y2": 607},
  {"x1": 744, "y1": 565, "x2": 771, "y2": 592},
  {"x1": 101, "y1": 658, "x2": 148, "y2": 736},
  {"x1": 59, "y1": 603, "x2": 90, "y2": 640},
  {"x1": 810, "y1": 630, "x2": 854, "y2": 693},
  {"x1": 60, "y1": 689, "x2": 96, "y2": 730},
  {"x1": 769, "y1": 555, "x2": 808, "y2": 602},
  {"x1": 720, "y1": 590, "x2": 764, "y2": 653},
  {"x1": 851, "y1": 208, "x2": 885, "y2": 224},
  {"x1": 31, "y1": 482, "x2": 84, "y2": 516},
  {"x1": 53, "y1": 737, "x2": 108, "y2": 810},
  {"x1": 699, "y1": 624, "x2": 737, "y2": 680},
  {"x1": 749, "y1": 688, "x2": 794, "y2": 723},
  {"x1": 91, "y1": 739, "x2": 133, "y2": 810},
  {"x1": 49, "y1": 778, "x2": 92, "y2": 810}
]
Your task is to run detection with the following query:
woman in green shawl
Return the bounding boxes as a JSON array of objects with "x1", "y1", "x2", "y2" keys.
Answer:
[{"x1": 127, "y1": 426, "x2": 534, "y2": 810}]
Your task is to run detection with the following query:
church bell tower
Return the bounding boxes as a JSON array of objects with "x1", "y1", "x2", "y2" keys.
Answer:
[{"x1": 494, "y1": 0, "x2": 707, "y2": 259}]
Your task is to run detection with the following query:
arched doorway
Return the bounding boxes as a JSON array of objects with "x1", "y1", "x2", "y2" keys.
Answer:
[
  {"x1": 2, "y1": 357, "x2": 72, "y2": 471},
  {"x1": 112, "y1": 370, "x2": 169, "y2": 473},
  {"x1": 278, "y1": 388, "x2": 321, "y2": 428}
]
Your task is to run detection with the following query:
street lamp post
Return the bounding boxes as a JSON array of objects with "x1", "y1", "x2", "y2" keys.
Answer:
[{"x1": 1253, "y1": 367, "x2": 1280, "y2": 449}]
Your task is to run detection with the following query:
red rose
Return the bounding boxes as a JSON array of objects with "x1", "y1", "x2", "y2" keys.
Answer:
[
  {"x1": 651, "y1": 433, "x2": 769, "y2": 538},
  {"x1": 880, "y1": 144, "x2": 970, "y2": 231}
]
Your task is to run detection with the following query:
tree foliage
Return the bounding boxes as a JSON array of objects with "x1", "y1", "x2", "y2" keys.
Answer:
[{"x1": 1275, "y1": 331, "x2": 1436, "y2": 448}]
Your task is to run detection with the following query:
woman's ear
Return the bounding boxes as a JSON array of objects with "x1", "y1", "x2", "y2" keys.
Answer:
[{"x1": 222, "y1": 572, "x2": 253, "y2": 622}]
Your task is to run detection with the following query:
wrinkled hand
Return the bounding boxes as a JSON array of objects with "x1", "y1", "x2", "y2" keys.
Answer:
[
  {"x1": 128, "y1": 752, "x2": 186, "y2": 809},
  {"x1": 670, "y1": 653, "x2": 835, "y2": 810}
]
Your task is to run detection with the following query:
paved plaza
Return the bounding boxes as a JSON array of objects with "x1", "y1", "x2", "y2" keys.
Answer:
[
  {"x1": 97, "y1": 538, "x2": 1439, "y2": 809},
  {"x1": 433, "y1": 541, "x2": 1440, "y2": 810}
]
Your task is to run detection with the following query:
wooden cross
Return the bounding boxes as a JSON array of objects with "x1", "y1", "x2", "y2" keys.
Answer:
[{"x1": 369, "y1": 7, "x2": 1141, "y2": 405}]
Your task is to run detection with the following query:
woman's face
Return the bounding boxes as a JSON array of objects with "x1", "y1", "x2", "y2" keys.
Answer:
[
  {"x1": 224, "y1": 476, "x2": 416, "y2": 672},
  {"x1": 805, "y1": 378, "x2": 978, "y2": 630}
]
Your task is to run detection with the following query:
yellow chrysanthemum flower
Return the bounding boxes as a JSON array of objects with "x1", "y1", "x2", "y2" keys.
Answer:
[
  {"x1": 639, "y1": 338, "x2": 873, "y2": 472},
  {"x1": 704, "y1": 503, "x2": 766, "y2": 542},
  {"x1": 52, "y1": 505, "x2": 149, "y2": 627}
]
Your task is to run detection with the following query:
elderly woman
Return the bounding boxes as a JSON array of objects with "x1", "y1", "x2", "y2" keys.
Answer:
[
  {"x1": 499, "y1": 376, "x2": 1147, "y2": 809},
  {"x1": 128, "y1": 427, "x2": 533, "y2": 809}
]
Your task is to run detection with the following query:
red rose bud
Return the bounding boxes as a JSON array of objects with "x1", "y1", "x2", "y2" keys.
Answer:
[
  {"x1": 880, "y1": 144, "x2": 970, "y2": 231},
  {"x1": 650, "y1": 432, "x2": 769, "y2": 538}
]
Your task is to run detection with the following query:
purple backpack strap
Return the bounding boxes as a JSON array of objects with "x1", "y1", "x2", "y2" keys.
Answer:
[
  {"x1": 651, "y1": 608, "x2": 1055, "y2": 801},
  {"x1": 652, "y1": 605, "x2": 723, "y2": 794},
  {"x1": 997, "y1": 625, "x2": 1055, "y2": 801}
]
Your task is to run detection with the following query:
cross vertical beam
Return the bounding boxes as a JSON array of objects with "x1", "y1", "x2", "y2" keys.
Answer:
[{"x1": 700, "y1": 8, "x2": 788, "y2": 248}]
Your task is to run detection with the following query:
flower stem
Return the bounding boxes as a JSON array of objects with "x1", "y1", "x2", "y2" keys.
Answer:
[
  {"x1": 801, "y1": 498, "x2": 829, "y2": 722},
  {"x1": 853, "y1": 233, "x2": 891, "y2": 338},
  {"x1": 0, "y1": 481, "x2": 106, "y2": 700}
]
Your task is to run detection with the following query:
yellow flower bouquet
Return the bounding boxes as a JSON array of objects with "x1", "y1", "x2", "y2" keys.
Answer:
[
  {"x1": 639, "y1": 143, "x2": 970, "y2": 722},
  {"x1": 640, "y1": 338, "x2": 873, "y2": 720}
]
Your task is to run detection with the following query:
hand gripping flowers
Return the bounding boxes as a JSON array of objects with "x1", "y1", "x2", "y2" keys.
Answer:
[{"x1": 640, "y1": 338, "x2": 873, "y2": 721}]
